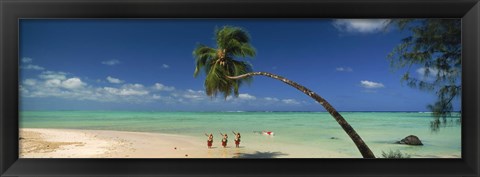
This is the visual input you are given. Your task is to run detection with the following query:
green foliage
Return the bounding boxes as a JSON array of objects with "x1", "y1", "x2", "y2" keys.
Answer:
[
  {"x1": 387, "y1": 19, "x2": 461, "y2": 132},
  {"x1": 193, "y1": 26, "x2": 256, "y2": 99},
  {"x1": 381, "y1": 150, "x2": 411, "y2": 158}
]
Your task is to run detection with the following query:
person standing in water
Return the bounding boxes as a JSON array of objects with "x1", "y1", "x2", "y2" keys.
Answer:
[
  {"x1": 219, "y1": 132, "x2": 228, "y2": 148},
  {"x1": 204, "y1": 133, "x2": 213, "y2": 149},
  {"x1": 232, "y1": 131, "x2": 241, "y2": 148}
]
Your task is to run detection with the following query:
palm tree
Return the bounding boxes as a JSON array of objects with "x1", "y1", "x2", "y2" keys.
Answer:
[
  {"x1": 193, "y1": 26, "x2": 255, "y2": 99},
  {"x1": 193, "y1": 26, "x2": 375, "y2": 158}
]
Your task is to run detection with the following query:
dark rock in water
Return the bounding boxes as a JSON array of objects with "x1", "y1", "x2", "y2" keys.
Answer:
[
  {"x1": 396, "y1": 135, "x2": 423, "y2": 146},
  {"x1": 330, "y1": 137, "x2": 339, "y2": 140}
]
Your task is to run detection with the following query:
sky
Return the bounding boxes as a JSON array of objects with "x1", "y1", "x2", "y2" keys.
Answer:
[{"x1": 19, "y1": 19, "x2": 461, "y2": 111}]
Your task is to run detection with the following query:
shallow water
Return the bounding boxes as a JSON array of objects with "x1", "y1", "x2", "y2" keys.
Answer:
[{"x1": 20, "y1": 111, "x2": 461, "y2": 158}]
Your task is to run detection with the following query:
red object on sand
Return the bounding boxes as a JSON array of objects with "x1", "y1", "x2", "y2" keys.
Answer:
[
  {"x1": 207, "y1": 141, "x2": 213, "y2": 147},
  {"x1": 222, "y1": 141, "x2": 227, "y2": 147},
  {"x1": 263, "y1": 131, "x2": 273, "y2": 135}
]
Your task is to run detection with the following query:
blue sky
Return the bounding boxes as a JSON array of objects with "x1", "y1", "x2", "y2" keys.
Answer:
[{"x1": 19, "y1": 19, "x2": 461, "y2": 111}]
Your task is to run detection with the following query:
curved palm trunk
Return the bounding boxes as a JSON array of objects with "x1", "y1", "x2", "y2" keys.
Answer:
[{"x1": 227, "y1": 71, "x2": 376, "y2": 158}]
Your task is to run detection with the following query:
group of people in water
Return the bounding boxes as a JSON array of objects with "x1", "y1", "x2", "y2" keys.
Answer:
[
  {"x1": 204, "y1": 131, "x2": 241, "y2": 148},
  {"x1": 204, "y1": 130, "x2": 274, "y2": 149}
]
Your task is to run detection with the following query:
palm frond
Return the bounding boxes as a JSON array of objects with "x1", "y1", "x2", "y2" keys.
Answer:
[
  {"x1": 232, "y1": 60, "x2": 253, "y2": 84},
  {"x1": 193, "y1": 44, "x2": 217, "y2": 77},
  {"x1": 227, "y1": 40, "x2": 256, "y2": 58},
  {"x1": 215, "y1": 26, "x2": 251, "y2": 51},
  {"x1": 204, "y1": 61, "x2": 232, "y2": 98},
  {"x1": 231, "y1": 60, "x2": 253, "y2": 97}
]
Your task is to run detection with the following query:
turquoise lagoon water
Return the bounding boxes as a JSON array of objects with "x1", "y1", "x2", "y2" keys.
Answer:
[{"x1": 20, "y1": 111, "x2": 461, "y2": 158}]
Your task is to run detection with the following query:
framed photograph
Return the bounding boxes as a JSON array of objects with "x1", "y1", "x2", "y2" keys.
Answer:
[{"x1": 1, "y1": 0, "x2": 479, "y2": 176}]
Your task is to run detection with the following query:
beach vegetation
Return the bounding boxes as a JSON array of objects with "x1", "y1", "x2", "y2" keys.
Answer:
[
  {"x1": 381, "y1": 149, "x2": 411, "y2": 158},
  {"x1": 386, "y1": 19, "x2": 461, "y2": 132}
]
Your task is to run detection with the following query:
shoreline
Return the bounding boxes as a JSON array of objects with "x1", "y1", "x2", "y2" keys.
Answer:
[
  {"x1": 19, "y1": 128, "x2": 459, "y2": 158},
  {"x1": 22, "y1": 128, "x2": 339, "y2": 158}
]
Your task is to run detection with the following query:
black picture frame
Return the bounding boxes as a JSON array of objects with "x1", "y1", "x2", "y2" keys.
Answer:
[{"x1": 1, "y1": 0, "x2": 479, "y2": 176}]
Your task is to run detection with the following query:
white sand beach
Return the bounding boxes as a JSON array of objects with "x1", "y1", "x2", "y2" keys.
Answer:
[
  {"x1": 20, "y1": 128, "x2": 349, "y2": 158},
  {"x1": 19, "y1": 127, "x2": 461, "y2": 159}
]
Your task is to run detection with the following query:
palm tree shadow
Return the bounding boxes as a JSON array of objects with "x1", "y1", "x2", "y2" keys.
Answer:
[{"x1": 233, "y1": 151, "x2": 288, "y2": 158}]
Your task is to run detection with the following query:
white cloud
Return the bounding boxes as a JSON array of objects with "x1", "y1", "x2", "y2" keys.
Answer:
[
  {"x1": 264, "y1": 97, "x2": 280, "y2": 102},
  {"x1": 226, "y1": 93, "x2": 256, "y2": 101},
  {"x1": 332, "y1": 19, "x2": 390, "y2": 33},
  {"x1": 21, "y1": 64, "x2": 309, "y2": 107},
  {"x1": 22, "y1": 80, "x2": 149, "y2": 102},
  {"x1": 21, "y1": 72, "x2": 310, "y2": 107},
  {"x1": 20, "y1": 57, "x2": 45, "y2": 70},
  {"x1": 106, "y1": 76, "x2": 124, "y2": 84},
  {"x1": 153, "y1": 83, "x2": 175, "y2": 91},
  {"x1": 41, "y1": 76, "x2": 86, "y2": 90},
  {"x1": 264, "y1": 97, "x2": 303, "y2": 106},
  {"x1": 336, "y1": 67, "x2": 353, "y2": 72},
  {"x1": 22, "y1": 72, "x2": 89, "y2": 100},
  {"x1": 22, "y1": 57, "x2": 33, "y2": 63},
  {"x1": 20, "y1": 56, "x2": 302, "y2": 106},
  {"x1": 282, "y1": 99, "x2": 300, "y2": 105},
  {"x1": 360, "y1": 80, "x2": 385, "y2": 89},
  {"x1": 103, "y1": 84, "x2": 149, "y2": 96},
  {"x1": 101, "y1": 59, "x2": 120, "y2": 66},
  {"x1": 139, "y1": 85, "x2": 297, "y2": 104},
  {"x1": 23, "y1": 79, "x2": 37, "y2": 86},
  {"x1": 182, "y1": 89, "x2": 206, "y2": 100},
  {"x1": 61, "y1": 78, "x2": 85, "y2": 89},
  {"x1": 152, "y1": 94, "x2": 162, "y2": 100},
  {"x1": 39, "y1": 71, "x2": 67, "y2": 80},
  {"x1": 23, "y1": 64, "x2": 45, "y2": 70},
  {"x1": 19, "y1": 85, "x2": 29, "y2": 94},
  {"x1": 238, "y1": 93, "x2": 256, "y2": 100},
  {"x1": 44, "y1": 79, "x2": 62, "y2": 87},
  {"x1": 187, "y1": 89, "x2": 202, "y2": 93},
  {"x1": 22, "y1": 67, "x2": 160, "y2": 102}
]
